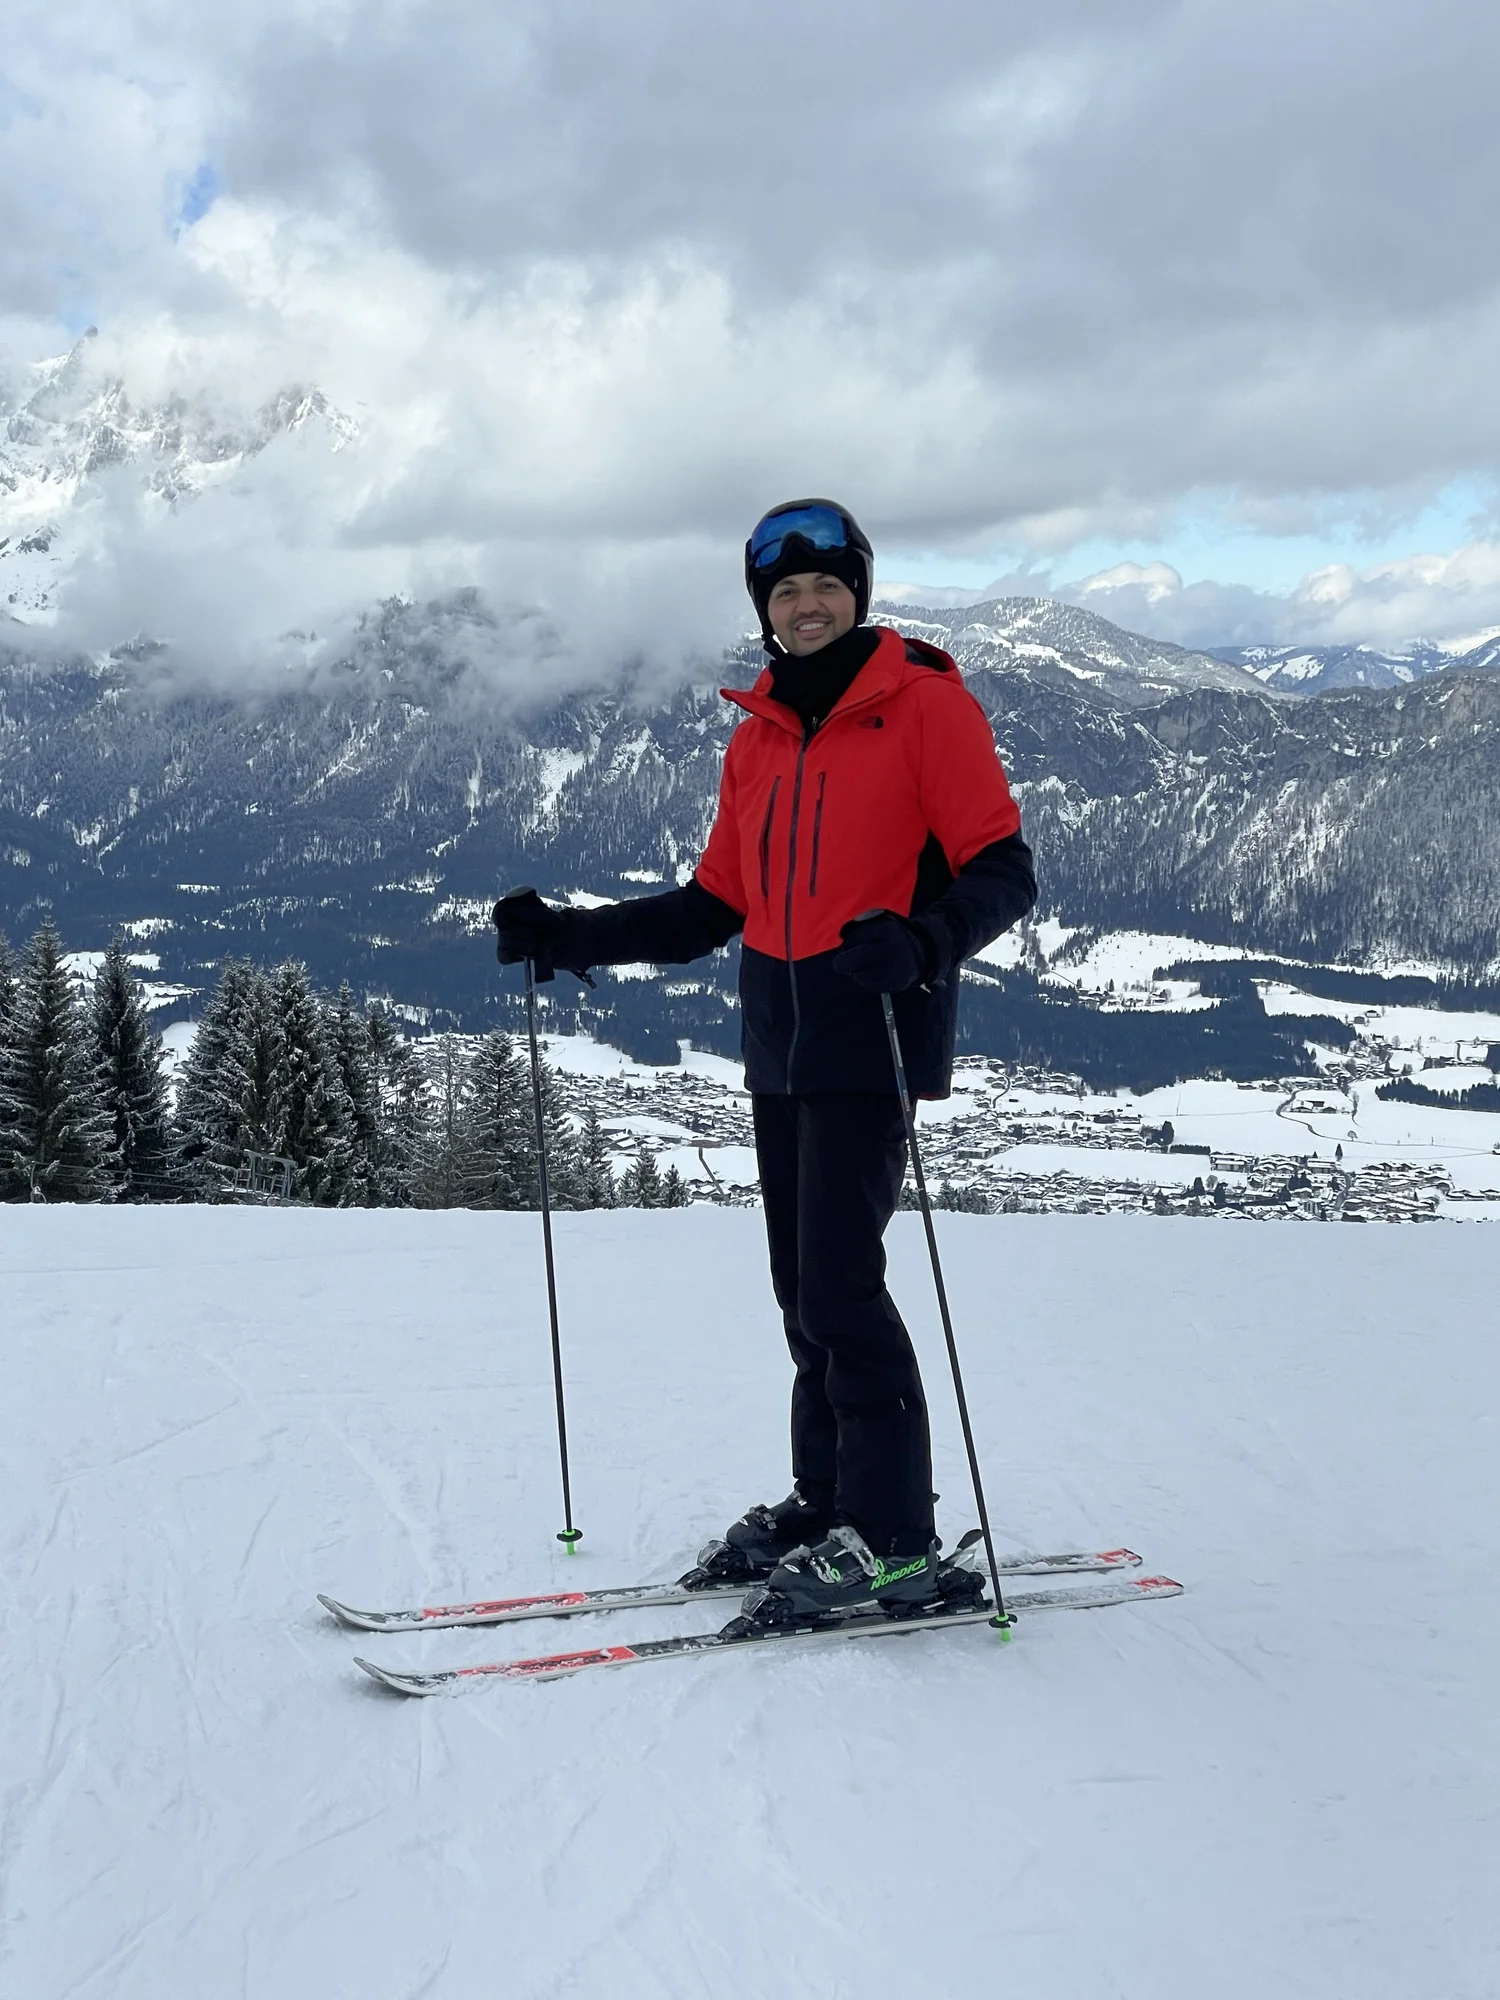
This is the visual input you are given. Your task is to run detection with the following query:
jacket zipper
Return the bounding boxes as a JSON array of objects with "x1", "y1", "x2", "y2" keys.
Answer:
[
  {"x1": 807, "y1": 771, "x2": 827, "y2": 897},
  {"x1": 758, "y1": 777, "x2": 780, "y2": 901},
  {"x1": 782, "y1": 735, "x2": 810, "y2": 1091}
]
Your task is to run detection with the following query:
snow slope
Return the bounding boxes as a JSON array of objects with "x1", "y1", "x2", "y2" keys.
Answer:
[{"x1": 3, "y1": 1206, "x2": 1497, "y2": 2000}]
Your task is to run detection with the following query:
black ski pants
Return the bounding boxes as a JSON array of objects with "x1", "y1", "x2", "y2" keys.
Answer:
[{"x1": 752, "y1": 1091, "x2": 934, "y2": 1558}]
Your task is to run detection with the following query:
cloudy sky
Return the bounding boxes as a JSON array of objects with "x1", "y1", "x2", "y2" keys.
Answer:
[{"x1": 4, "y1": 0, "x2": 1500, "y2": 674}]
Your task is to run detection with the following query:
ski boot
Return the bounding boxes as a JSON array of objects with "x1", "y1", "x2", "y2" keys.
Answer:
[
  {"x1": 677, "y1": 1488, "x2": 832, "y2": 1591},
  {"x1": 731, "y1": 1523, "x2": 947, "y2": 1632}
]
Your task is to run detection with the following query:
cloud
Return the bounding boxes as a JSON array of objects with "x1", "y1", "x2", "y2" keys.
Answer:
[
  {"x1": 6, "y1": 0, "x2": 1500, "y2": 671},
  {"x1": 1065, "y1": 544, "x2": 1500, "y2": 650}
]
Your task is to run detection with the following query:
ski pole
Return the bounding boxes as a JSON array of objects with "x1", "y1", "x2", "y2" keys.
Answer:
[
  {"x1": 523, "y1": 954, "x2": 583, "y2": 1555},
  {"x1": 881, "y1": 993, "x2": 1012, "y2": 1635}
]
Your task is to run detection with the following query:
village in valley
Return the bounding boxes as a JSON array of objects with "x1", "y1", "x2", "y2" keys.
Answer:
[{"x1": 540, "y1": 927, "x2": 1500, "y2": 1227}]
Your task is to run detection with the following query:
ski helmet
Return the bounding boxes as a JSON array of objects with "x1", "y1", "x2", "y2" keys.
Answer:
[{"x1": 744, "y1": 498, "x2": 874, "y2": 641}]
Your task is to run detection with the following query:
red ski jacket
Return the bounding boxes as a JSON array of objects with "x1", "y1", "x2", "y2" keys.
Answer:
[
  {"x1": 541, "y1": 625, "x2": 1034, "y2": 1095},
  {"x1": 695, "y1": 626, "x2": 1021, "y2": 956}
]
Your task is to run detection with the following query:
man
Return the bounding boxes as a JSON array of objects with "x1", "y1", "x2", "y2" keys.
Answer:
[{"x1": 494, "y1": 499, "x2": 1035, "y2": 1618}]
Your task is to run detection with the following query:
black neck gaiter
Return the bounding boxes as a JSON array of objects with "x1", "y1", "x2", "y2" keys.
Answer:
[{"x1": 765, "y1": 624, "x2": 881, "y2": 735}]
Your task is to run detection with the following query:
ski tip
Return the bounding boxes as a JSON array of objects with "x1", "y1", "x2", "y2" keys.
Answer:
[
  {"x1": 1134, "y1": 1576, "x2": 1184, "y2": 1596},
  {"x1": 354, "y1": 1656, "x2": 439, "y2": 1697},
  {"x1": 320, "y1": 1594, "x2": 392, "y2": 1631},
  {"x1": 1100, "y1": 1548, "x2": 1144, "y2": 1567}
]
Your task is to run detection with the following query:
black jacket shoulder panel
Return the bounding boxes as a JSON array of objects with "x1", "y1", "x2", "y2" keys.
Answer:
[{"x1": 902, "y1": 636, "x2": 955, "y2": 673}]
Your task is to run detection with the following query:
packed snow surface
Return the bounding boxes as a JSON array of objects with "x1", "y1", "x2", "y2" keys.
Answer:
[{"x1": 4, "y1": 1206, "x2": 1498, "y2": 1999}]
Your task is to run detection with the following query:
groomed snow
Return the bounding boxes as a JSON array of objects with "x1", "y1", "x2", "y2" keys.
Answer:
[
  {"x1": 4, "y1": 1206, "x2": 1497, "y2": 1999},
  {"x1": 1258, "y1": 983, "x2": 1500, "y2": 1051}
]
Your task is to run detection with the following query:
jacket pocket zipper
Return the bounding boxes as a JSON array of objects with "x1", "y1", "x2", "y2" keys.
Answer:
[
  {"x1": 758, "y1": 777, "x2": 781, "y2": 900},
  {"x1": 808, "y1": 772, "x2": 827, "y2": 896}
]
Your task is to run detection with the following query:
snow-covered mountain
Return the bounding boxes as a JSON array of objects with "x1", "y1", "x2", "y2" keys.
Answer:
[
  {"x1": 880, "y1": 598, "x2": 1267, "y2": 705},
  {"x1": 3, "y1": 587, "x2": 1499, "y2": 1044},
  {"x1": 1212, "y1": 634, "x2": 1500, "y2": 694},
  {"x1": 4, "y1": 335, "x2": 1499, "y2": 1031},
  {"x1": 0, "y1": 329, "x2": 356, "y2": 623}
]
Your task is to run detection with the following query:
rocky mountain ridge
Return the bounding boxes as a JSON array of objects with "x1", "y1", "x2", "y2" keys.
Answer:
[
  {"x1": 1, "y1": 330, "x2": 357, "y2": 622},
  {"x1": 1212, "y1": 634, "x2": 1500, "y2": 695},
  {"x1": 2, "y1": 590, "x2": 1496, "y2": 1045}
]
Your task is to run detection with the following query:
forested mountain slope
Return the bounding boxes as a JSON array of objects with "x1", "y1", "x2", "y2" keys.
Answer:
[{"x1": 2, "y1": 594, "x2": 1496, "y2": 1031}]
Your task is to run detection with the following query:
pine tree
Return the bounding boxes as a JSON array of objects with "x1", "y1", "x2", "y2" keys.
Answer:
[
  {"x1": 0, "y1": 933, "x2": 14, "y2": 1038},
  {"x1": 327, "y1": 984, "x2": 381, "y2": 1206},
  {"x1": 457, "y1": 1028, "x2": 534, "y2": 1208},
  {"x1": 176, "y1": 958, "x2": 265, "y2": 1194},
  {"x1": 218, "y1": 964, "x2": 282, "y2": 1167},
  {"x1": 577, "y1": 1105, "x2": 617, "y2": 1208},
  {"x1": 620, "y1": 1149, "x2": 664, "y2": 1207},
  {"x1": 935, "y1": 1180, "x2": 989, "y2": 1214},
  {"x1": 533, "y1": 1062, "x2": 586, "y2": 1210},
  {"x1": 0, "y1": 933, "x2": 19, "y2": 1202},
  {"x1": 0, "y1": 920, "x2": 113, "y2": 1202},
  {"x1": 267, "y1": 961, "x2": 354, "y2": 1204},
  {"x1": 413, "y1": 1035, "x2": 472, "y2": 1209},
  {"x1": 365, "y1": 1000, "x2": 423, "y2": 1205},
  {"x1": 660, "y1": 1163, "x2": 690, "y2": 1208},
  {"x1": 90, "y1": 938, "x2": 172, "y2": 1201}
]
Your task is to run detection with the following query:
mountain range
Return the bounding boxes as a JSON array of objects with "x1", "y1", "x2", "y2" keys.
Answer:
[
  {"x1": 3, "y1": 339, "x2": 1498, "y2": 1055},
  {"x1": 2, "y1": 588, "x2": 1497, "y2": 1039},
  {"x1": 1212, "y1": 636, "x2": 1500, "y2": 696}
]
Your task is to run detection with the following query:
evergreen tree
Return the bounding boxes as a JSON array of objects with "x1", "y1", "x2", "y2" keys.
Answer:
[
  {"x1": 660, "y1": 1163, "x2": 690, "y2": 1208},
  {"x1": 365, "y1": 1000, "x2": 423, "y2": 1206},
  {"x1": 218, "y1": 964, "x2": 282, "y2": 1170},
  {"x1": 327, "y1": 984, "x2": 381, "y2": 1206},
  {"x1": 413, "y1": 1035, "x2": 473, "y2": 1209},
  {"x1": 457, "y1": 1028, "x2": 533, "y2": 1208},
  {"x1": 0, "y1": 933, "x2": 19, "y2": 1202},
  {"x1": 451, "y1": 1030, "x2": 587, "y2": 1209},
  {"x1": 90, "y1": 938, "x2": 172, "y2": 1200},
  {"x1": 935, "y1": 1180, "x2": 990, "y2": 1213},
  {"x1": 175, "y1": 958, "x2": 264, "y2": 1194},
  {"x1": 267, "y1": 961, "x2": 354, "y2": 1204},
  {"x1": 533, "y1": 1062, "x2": 586, "y2": 1210},
  {"x1": 619, "y1": 1149, "x2": 664, "y2": 1207},
  {"x1": 577, "y1": 1105, "x2": 618, "y2": 1209},
  {"x1": 0, "y1": 920, "x2": 113, "y2": 1202}
]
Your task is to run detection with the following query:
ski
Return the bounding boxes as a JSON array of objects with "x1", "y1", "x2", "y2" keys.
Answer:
[
  {"x1": 352, "y1": 1574, "x2": 1183, "y2": 1695},
  {"x1": 320, "y1": 1540, "x2": 1143, "y2": 1634}
]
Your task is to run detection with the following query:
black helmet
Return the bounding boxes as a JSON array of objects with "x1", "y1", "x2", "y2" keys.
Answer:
[{"x1": 744, "y1": 498, "x2": 874, "y2": 641}]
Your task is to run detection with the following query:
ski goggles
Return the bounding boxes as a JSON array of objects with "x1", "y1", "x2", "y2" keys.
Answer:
[{"x1": 747, "y1": 503, "x2": 857, "y2": 571}]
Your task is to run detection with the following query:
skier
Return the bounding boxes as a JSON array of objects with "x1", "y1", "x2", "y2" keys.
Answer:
[{"x1": 494, "y1": 499, "x2": 1035, "y2": 1619}]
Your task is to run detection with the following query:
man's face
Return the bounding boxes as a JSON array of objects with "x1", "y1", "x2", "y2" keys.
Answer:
[{"x1": 766, "y1": 572, "x2": 858, "y2": 656}]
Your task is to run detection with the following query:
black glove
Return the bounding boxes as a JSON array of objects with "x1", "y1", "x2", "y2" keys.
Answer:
[
  {"x1": 492, "y1": 887, "x2": 576, "y2": 980},
  {"x1": 830, "y1": 910, "x2": 937, "y2": 994}
]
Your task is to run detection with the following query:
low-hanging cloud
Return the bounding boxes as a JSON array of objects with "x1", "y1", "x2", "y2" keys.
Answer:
[
  {"x1": 1063, "y1": 546, "x2": 1500, "y2": 653},
  {"x1": 5, "y1": 0, "x2": 1500, "y2": 669}
]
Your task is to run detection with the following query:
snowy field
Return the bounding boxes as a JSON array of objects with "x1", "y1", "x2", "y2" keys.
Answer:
[{"x1": 5, "y1": 1205, "x2": 1499, "y2": 2000}]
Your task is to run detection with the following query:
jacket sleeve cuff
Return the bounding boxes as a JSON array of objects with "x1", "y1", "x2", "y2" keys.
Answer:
[{"x1": 911, "y1": 915, "x2": 949, "y2": 985}]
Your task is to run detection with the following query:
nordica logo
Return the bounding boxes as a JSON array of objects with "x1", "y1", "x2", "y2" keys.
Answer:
[{"x1": 874, "y1": 1556, "x2": 927, "y2": 1588}]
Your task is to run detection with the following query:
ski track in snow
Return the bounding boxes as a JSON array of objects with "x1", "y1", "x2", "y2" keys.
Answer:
[{"x1": 2, "y1": 1205, "x2": 1498, "y2": 1999}]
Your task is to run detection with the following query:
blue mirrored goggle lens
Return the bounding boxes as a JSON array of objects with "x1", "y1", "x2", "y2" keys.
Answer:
[{"x1": 748, "y1": 504, "x2": 851, "y2": 570}]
